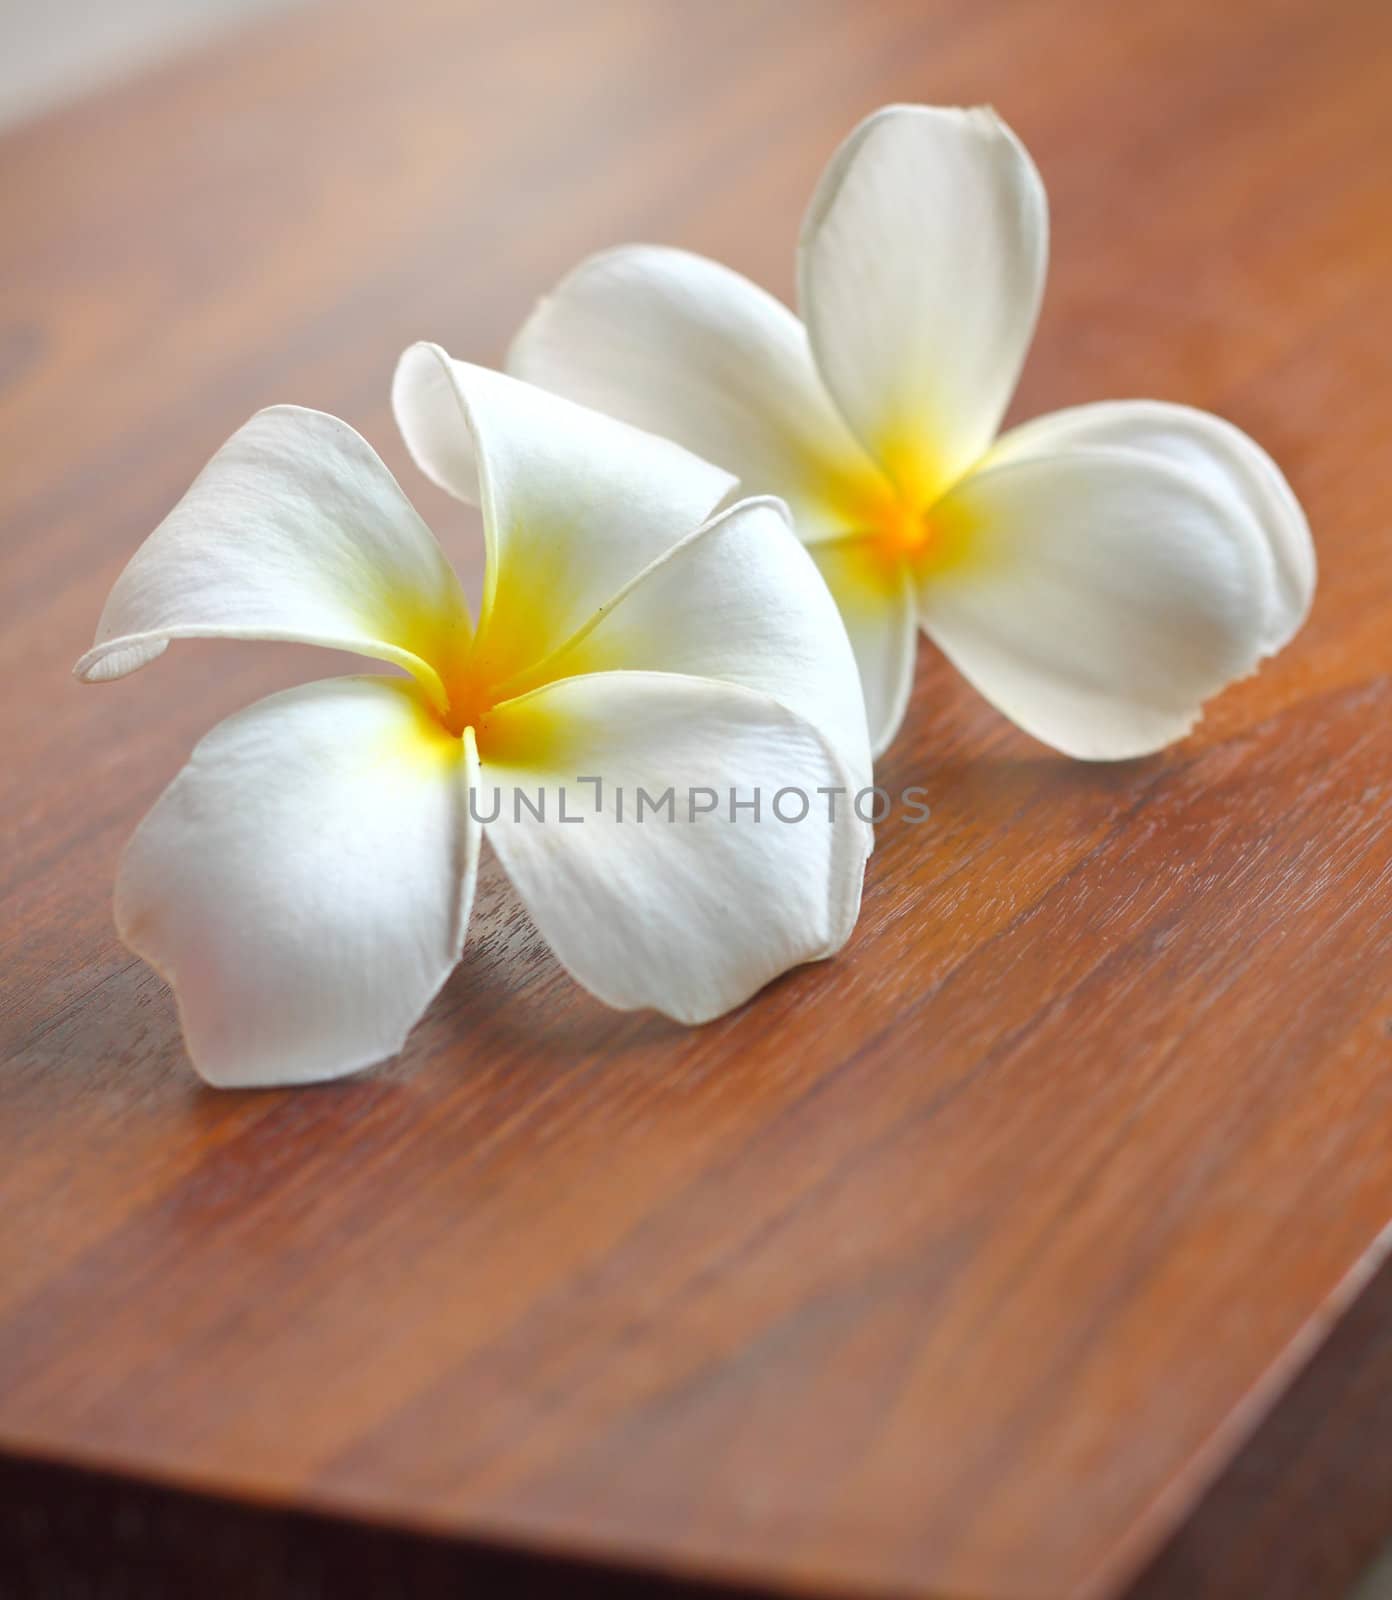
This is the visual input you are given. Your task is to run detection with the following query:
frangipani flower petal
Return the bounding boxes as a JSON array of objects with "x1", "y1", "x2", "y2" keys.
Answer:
[
  {"x1": 75, "y1": 407, "x2": 471, "y2": 711},
  {"x1": 480, "y1": 671, "x2": 867, "y2": 1023},
  {"x1": 807, "y1": 538, "x2": 918, "y2": 759},
  {"x1": 537, "y1": 496, "x2": 872, "y2": 786},
  {"x1": 116, "y1": 676, "x2": 478, "y2": 1087},
  {"x1": 506, "y1": 246, "x2": 889, "y2": 543},
  {"x1": 391, "y1": 346, "x2": 735, "y2": 686},
  {"x1": 918, "y1": 450, "x2": 1273, "y2": 760},
  {"x1": 798, "y1": 104, "x2": 1048, "y2": 504},
  {"x1": 989, "y1": 400, "x2": 1315, "y2": 653}
]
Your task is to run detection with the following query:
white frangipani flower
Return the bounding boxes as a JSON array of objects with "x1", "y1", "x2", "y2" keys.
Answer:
[
  {"x1": 77, "y1": 358, "x2": 871, "y2": 1088},
  {"x1": 510, "y1": 103, "x2": 1316, "y2": 761}
]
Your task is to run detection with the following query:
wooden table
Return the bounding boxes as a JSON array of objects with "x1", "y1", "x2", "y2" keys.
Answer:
[{"x1": 3, "y1": 1, "x2": 1390, "y2": 1595}]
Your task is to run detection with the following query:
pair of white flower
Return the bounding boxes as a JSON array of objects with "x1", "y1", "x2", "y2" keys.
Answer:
[{"x1": 80, "y1": 105, "x2": 1313, "y2": 1087}]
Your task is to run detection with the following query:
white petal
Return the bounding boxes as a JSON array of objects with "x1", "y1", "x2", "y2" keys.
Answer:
[
  {"x1": 75, "y1": 407, "x2": 471, "y2": 709},
  {"x1": 798, "y1": 104, "x2": 1048, "y2": 502},
  {"x1": 478, "y1": 672, "x2": 869, "y2": 1023},
  {"x1": 392, "y1": 346, "x2": 735, "y2": 684},
  {"x1": 918, "y1": 450, "x2": 1274, "y2": 760},
  {"x1": 507, "y1": 246, "x2": 890, "y2": 543},
  {"x1": 117, "y1": 676, "x2": 477, "y2": 1087},
  {"x1": 531, "y1": 496, "x2": 872, "y2": 787},
  {"x1": 808, "y1": 537, "x2": 918, "y2": 759},
  {"x1": 990, "y1": 399, "x2": 1315, "y2": 653}
]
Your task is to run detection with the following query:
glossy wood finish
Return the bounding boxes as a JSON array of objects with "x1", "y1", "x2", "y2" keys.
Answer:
[
  {"x1": 2, "y1": 1, "x2": 1390, "y2": 1596},
  {"x1": 1133, "y1": 1251, "x2": 1392, "y2": 1598}
]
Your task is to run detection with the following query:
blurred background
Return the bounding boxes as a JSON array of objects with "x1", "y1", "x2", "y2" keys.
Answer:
[{"x1": 0, "y1": 0, "x2": 300, "y2": 130}]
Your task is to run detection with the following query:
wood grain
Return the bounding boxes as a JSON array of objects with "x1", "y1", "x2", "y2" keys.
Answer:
[
  {"x1": 1132, "y1": 1247, "x2": 1392, "y2": 1598},
  {"x1": 2, "y1": 1, "x2": 1391, "y2": 1596}
]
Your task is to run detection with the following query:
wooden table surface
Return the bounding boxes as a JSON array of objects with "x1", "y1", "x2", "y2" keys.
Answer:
[{"x1": 3, "y1": 1, "x2": 1390, "y2": 1596}]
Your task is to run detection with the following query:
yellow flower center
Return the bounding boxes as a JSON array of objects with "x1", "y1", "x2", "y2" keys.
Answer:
[
  {"x1": 873, "y1": 498, "x2": 935, "y2": 561},
  {"x1": 438, "y1": 667, "x2": 494, "y2": 741},
  {"x1": 413, "y1": 612, "x2": 580, "y2": 766},
  {"x1": 854, "y1": 486, "x2": 976, "y2": 584}
]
